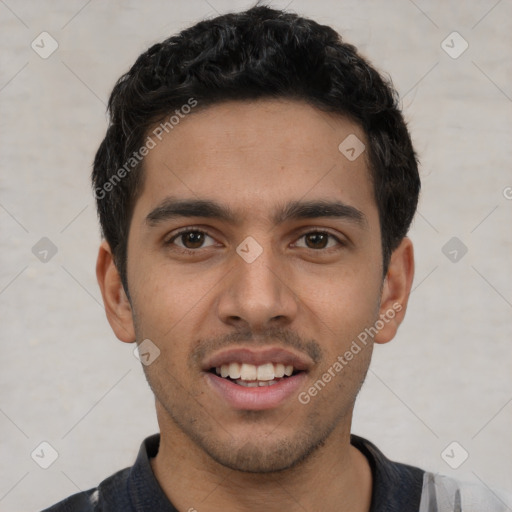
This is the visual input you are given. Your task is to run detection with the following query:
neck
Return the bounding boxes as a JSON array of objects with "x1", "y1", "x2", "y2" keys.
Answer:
[{"x1": 150, "y1": 409, "x2": 372, "y2": 512}]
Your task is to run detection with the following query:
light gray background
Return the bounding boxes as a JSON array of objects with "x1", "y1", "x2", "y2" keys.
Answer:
[{"x1": 1, "y1": 1, "x2": 511, "y2": 510}]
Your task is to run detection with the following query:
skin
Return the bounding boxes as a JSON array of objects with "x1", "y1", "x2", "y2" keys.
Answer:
[{"x1": 96, "y1": 99, "x2": 414, "y2": 512}]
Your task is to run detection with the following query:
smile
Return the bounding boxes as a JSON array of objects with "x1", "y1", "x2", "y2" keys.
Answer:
[
  {"x1": 212, "y1": 362, "x2": 297, "y2": 387},
  {"x1": 202, "y1": 347, "x2": 312, "y2": 410}
]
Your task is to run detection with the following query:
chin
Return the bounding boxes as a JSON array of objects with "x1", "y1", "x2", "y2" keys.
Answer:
[{"x1": 200, "y1": 428, "x2": 328, "y2": 474}]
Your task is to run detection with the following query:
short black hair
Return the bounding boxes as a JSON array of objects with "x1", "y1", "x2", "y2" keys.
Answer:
[{"x1": 92, "y1": 4, "x2": 420, "y2": 293}]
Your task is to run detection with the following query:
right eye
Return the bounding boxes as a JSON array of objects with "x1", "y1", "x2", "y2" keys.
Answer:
[{"x1": 165, "y1": 229, "x2": 218, "y2": 253}]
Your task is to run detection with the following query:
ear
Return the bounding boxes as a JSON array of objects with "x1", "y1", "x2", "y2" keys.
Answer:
[
  {"x1": 373, "y1": 237, "x2": 414, "y2": 345},
  {"x1": 96, "y1": 240, "x2": 136, "y2": 343}
]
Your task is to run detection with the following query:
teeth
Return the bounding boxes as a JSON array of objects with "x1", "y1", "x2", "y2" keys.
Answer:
[
  {"x1": 216, "y1": 362, "x2": 296, "y2": 381},
  {"x1": 256, "y1": 363, "x2": 274, "y2": 381},
  {"x1": 236, "y1": 379, "x2": 279, "y2": 387},
  {"x1": 228, "y1": 362, "x2": 241, "y2": 379},
  {"x1": 274, "y1": 363, "x2": 285, "y2": 378},
  {"x1": 240, "y1": 363, "x2": 257, "y2": 380}
]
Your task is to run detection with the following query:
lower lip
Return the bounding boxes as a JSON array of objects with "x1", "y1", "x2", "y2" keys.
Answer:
[{"x1": 204, "y1": 372, "x2": 307, "y2": 411}]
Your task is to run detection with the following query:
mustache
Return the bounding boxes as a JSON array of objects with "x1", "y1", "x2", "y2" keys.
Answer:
[{"x1": 191, "y1": 326, "x2": 323, "y2": 366}]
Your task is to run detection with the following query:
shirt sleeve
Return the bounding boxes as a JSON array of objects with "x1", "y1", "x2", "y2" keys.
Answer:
[{"x1": 418, "y1": 472, "x2": 512, "y2": 512}]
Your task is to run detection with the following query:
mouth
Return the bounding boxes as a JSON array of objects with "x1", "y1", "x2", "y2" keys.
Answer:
[
  {"x1": 208, "y1": 362, "x2": 301, "y2": 387},
  {"x1": 202, "y1": 348, "x2": 311, "y2": 410}
]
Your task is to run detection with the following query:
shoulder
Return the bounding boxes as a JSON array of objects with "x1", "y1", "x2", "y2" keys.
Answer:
[
  {"x1": 350, "y1": 434, "x2": 512, "y2": 512},
  {"x1": 41, "y1": 466, "x2": 131, "y2": 512},
  {"x1": 419, "y1": 472, "x2": 512, "y2": 512}
]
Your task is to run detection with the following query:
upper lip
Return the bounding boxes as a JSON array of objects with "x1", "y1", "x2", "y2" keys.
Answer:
[{"x1": 202, "y1": 347, "x2": 313, "y2": 372}]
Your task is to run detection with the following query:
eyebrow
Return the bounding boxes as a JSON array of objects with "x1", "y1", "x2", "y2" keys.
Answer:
[{"x1": 145, "y1": 197, "x2": 367, "y2": 228}]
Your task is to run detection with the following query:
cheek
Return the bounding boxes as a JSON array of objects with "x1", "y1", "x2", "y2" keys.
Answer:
[
  {"x1": 129, "y1": 256, "x2": 224, "y2": 363},
  {"x1": 295, "y1": 264, "x2": 382, "y2": 335}
]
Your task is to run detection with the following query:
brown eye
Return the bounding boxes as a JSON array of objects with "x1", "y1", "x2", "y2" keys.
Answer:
[
  {"x1": 295, "y1": 231, "x2": 341, "y2": 250},
  {"x1": 305, "y1": 232, "x2": 329, "y2": 249},
  {"x1": 181, "y1": 231, "x2": 206, "y2": 249},
  {"x1": 168, "y1": 230, "x2": 216, "y2": 251}
]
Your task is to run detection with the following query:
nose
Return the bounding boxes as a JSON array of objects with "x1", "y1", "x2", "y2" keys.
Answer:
[{"x1": 216, "y1": 240, "x2": 299, "y2": 332}]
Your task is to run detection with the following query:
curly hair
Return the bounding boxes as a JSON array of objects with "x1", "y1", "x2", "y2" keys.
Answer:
[{"x1": 92, "y1": 4, "x2": 420, "y2": 293}]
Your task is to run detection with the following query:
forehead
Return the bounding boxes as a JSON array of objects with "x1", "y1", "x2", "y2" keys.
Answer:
[{"x1": 134, "y1": 99, "x2": 376, "y2": 226}]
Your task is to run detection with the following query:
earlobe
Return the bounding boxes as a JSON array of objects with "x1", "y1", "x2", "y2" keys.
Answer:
[
  {"x1": 96, "y1": 240, "x2": 136, "y2": 343},
  {"x1": 374, "y1": 237, "x2": 415, "y2": 345}
]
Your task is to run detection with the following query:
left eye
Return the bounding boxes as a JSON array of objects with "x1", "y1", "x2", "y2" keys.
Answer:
[
  {"x1": 294, "y1": 231, "x2": 341, "y2": 250},
  {"x1": 168, "y1": 230, "x2": 217, "y2": 250}
]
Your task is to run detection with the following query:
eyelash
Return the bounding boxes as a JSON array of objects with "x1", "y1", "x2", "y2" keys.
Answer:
[{"x1": 165, "y1": 227, "x2": 345, "y2": 255}]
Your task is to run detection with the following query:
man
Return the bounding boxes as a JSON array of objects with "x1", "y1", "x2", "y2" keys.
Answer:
[{"x1": 44, "y1": 5, "x2": 510, "y2": 512}]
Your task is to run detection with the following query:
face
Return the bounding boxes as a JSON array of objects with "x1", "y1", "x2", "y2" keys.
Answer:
[{"x1": 99, "y1": 99, "x2": 412, "y2": 473}]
